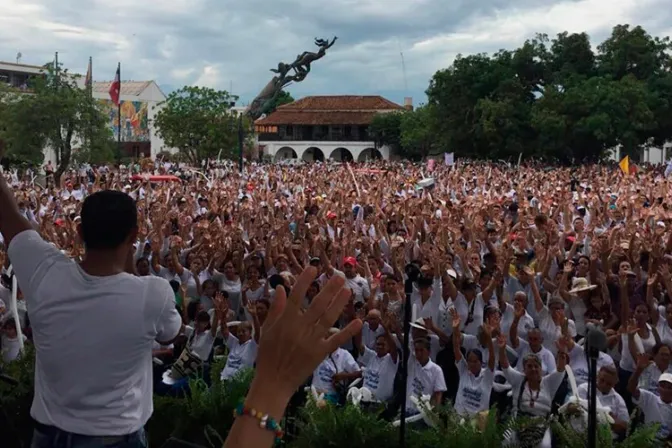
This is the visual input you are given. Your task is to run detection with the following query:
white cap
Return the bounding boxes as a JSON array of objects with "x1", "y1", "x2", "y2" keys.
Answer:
[{"x1": 660, "y1": 373, "x2": 672, "y2": 384}]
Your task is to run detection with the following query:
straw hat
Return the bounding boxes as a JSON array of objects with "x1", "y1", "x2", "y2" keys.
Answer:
[{"x1": 569, "y1": 277, "x2": 597, "y2": 294}]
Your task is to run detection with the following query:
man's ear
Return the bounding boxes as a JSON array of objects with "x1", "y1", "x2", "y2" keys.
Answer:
[
  {"x1": 127, "y1": 226, "x2": 139, "y2": 245},
  {"x1": 76, "y1": 222, "x2": 84, "y2": 242}
]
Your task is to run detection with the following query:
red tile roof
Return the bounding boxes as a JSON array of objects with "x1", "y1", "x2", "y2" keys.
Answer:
[{"x1": 256, "y1": 95, "x2": 403, "y2": 126}]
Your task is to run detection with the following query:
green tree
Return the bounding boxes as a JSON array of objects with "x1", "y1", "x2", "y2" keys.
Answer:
[
  {"x1": 424, "y1": 24, "x2": 672, "y2": 164},
  {"x1": 369, "y1": 112, "x2": 403, "y2": 152},
  {"x1": 399, "y1": 106, "x2": 438, "y2": 159},
  {"x1": 0, "y1": 63, "x2": 115, "y2": 182},
  {"x1": 153, "y1": 86, "x2": 238, "y2": 164},
  {"x1": 266, "y1": 90, "x2": 294, "y2": 114}
]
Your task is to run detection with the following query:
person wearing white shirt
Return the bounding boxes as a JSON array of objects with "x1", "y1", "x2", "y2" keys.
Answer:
[
  {"x1": 405, "y1": 337, "x2": 447, "y2": 415},
  {"x1": 566, "y1": 337, "x2": 615, "y2": 386},
  {"x1": 219, "y1": 303, "x2": 259, "y2": 381},
  {"x1": 1, "y1": 317, "x2": 27, "y2": 362},
  {"x1": 411, "y1": 275, "x2": 443, "y2": 327},
  {"x1": 572, "y1": 366, "x2": 628, "y2": 438},
  {"x1": 342, "y1": 257, "x2": 370, "y2": 304},
  {"x1": 499, "y1": 333, "x2": 568, "y2": 448},
  {"x1": 312, "y1": 339, "x2": 361, "y2": 403},
  {"x1": 361, "y1": 310, "x2": 386, "y2": 350},
  {"x1": 510, "y1": 319, "x2": 557, "y2": 376},
  {"x1": 629, "y1": 353, "x2": 672, "y2": 442},
  {"x1": 638, "y1": 344, "x2": 672, "y2": 396},
  {"x1": 452, "y1": 311, "x2": 495, "y2": 417},
  {"x1": 354, "y1": 322, "x2": 398, "y2": 402},
  {"x1": 1, "y1": 189, "x2": 182, "y2": 446},
  {"x1": 500, "y1": 292, "x2": 535, "y2": 339}
]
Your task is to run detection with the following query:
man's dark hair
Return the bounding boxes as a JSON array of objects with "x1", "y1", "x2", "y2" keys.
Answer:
[{"x1": 80, "y1": 190, "x2": 137, "y2": 250}]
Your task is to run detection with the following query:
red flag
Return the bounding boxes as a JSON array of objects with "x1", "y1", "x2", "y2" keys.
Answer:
[{"x1": 109, "y1": 63, "x2": 120, "y2": 106}]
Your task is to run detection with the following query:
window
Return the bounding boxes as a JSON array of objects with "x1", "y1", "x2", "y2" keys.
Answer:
[{"x1": 343, "y1": 126, "x2": 352, "y2": 138}]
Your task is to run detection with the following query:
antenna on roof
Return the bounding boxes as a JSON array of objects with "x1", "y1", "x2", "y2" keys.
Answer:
[
  {"x1": 16, "y1": 52, "x2": 22, "y2": 64},
  {"x1": 397, "y1": 39, "x2": 408, "y2": 96}
]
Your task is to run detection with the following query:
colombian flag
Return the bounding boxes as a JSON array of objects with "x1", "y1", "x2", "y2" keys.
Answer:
[{"x1": 619, "y1": 156, "x2": 629, "y2": 175}]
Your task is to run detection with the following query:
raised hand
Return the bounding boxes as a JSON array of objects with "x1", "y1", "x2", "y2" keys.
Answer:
[{"x1": 450, "y1": 307, "x2": 460, "y2": 329}]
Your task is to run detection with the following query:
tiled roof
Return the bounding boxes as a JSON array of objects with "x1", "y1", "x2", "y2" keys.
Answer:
[
  {"x1": 256, "y1": 95, "x2": 403, "y2": 126},
  {"x1": 277, "y1": 95, "x2": 403, "y2": 111},
  {"x1": 92, "y1": 81, "x2": 151, "y2": 96},
  {"x1": 256, "y1": 111, "x2": 384, "y2": 126}
]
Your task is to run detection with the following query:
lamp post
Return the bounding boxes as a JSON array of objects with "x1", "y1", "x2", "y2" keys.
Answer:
[{"x1": 238, "y1": 113, "x2": 244, "y2": 173}]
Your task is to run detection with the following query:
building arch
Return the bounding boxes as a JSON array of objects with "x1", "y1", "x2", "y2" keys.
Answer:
[
  {"x1": 329, "y1": 147, "x2": 354, "y2": 162},
  {"x1": 274, "y1": 146, "x2": 298, "y2": 161},
  {"x1": 302, "y1": 147, "x2": 324, "y2": 162},
  {"x1": 357, "y1": 147, "x2": 383, "y2": 162}
]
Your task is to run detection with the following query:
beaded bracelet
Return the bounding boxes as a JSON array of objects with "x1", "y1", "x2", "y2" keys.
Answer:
[{"x1": 234, "y1": 403, "x2": 284, "y2": 443}]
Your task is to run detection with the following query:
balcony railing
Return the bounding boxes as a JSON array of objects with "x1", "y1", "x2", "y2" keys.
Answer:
[{"x1": 257, "y1": 133, "x2": 373, "y2": 142}]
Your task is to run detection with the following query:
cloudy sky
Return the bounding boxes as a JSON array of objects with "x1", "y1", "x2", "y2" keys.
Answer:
[{"x1": 1, "y1": 0, "x2": 671, "y2": 107}]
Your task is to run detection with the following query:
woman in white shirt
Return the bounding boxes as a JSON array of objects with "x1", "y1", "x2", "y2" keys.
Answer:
[
  {"x1": 217, "y1": 295, "x2": 260, "y2": 381},
  {"x1": 638, "y1": 344, "x2": 672, "y2": 396},
  {"x1": 354, "y1": 322, "x2": 398, "y2": 402},
  {"x1": 499, "y1": 334, "x2": 567, "y2": 448},
  {"x1": 452, "y1": 310, "x2": 495, "y2": 417}
]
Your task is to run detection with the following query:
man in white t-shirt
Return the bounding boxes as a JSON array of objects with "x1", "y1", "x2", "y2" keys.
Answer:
[
  {"x1": 406, "y1": 338, "x2": 446, "y2": 414},
  {"x1": 0, "y1": 182, "x2": 182, "y2": 448}
]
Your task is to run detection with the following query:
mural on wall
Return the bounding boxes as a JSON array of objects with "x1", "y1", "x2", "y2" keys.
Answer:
[{"x1": 98, "y1": 100, "x2": 150, "y2": 142}]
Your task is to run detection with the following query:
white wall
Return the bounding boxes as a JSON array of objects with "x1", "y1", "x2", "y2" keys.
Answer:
[
  {"x1": 263, "y1": 140, "x2": 391, "y2": 161},
  {"x1": 609, "y1": 143, "x2": 672, "y2": 164}
]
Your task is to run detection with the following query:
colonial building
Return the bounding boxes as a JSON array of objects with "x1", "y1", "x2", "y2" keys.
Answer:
[{"x1": 254, "y1": 95, "x2": 407, "y2": 161}]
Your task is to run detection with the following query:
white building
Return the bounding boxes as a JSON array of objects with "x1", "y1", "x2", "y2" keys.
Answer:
[
  {"x1": 254, "y1": 95, "x2": 407, "y2": 162},
  {"x1": 0, "y1": 60, "x2": 173, "y2": 163},
  {"x1": 91, "y1": 80, "x2": 173, "y2": 159}
]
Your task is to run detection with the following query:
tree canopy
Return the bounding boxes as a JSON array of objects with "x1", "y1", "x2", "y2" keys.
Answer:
[
  {"x1": 382, "y1": 24, "x2": 672, "y2": 163},
  {"x1": 153, "y1": 86, "x2": 244, "y2": 164},
  {"x1": 0, "y1": 63, "x2": 115, "y2": 180}
]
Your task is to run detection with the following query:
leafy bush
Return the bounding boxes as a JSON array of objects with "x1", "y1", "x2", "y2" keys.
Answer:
[
  {"x1": 0, "y1": 344, "x2": 35, "y2": 448},
  {"x1": 0, "y1": 349, "x2": 663, "y2": 448}
]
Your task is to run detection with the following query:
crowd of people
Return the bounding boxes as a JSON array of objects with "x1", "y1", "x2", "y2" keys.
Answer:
[{"x1": 2, "y1": 157, "x2": 672, "y2": 447}]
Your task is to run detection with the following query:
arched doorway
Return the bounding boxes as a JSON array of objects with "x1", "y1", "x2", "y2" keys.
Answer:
[
  {"x1": 357, "y1": 147, "x2": 383, "y2": 162},
  {"x1": 302, "y1": 147, "x2": 324, "y2": 162},
  {"x1": 274, "y1": 147, "x2": 298, "y2": 161},
  {"x1": 330, "y1": 147, "x2": 353, "y2": 162}
]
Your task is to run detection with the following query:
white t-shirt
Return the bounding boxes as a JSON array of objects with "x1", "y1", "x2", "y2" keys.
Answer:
[
  {"x1": 454, "y1": 359, "x2": 494, "y2": 416},
  {"x1": 620, "y1": 327, "x2": 657, "y2": 372},
  {"x1": 503, "y1": 367, "x2": 565, "y2": 417},
  {"x1": 639, "y1": 363, "x2": 672, "y2": 396},
  {"x1": 656, "y1": 307, "x2": 672, "y2": 347},
  {"x1": 312, "y1": 348, "x2": 359, "y2": 395},
  {"x1": 183, "y1": 326, "x2": 216, "y2": 362},
  {"x1": 152, "y1": 266, "x2": 190, "y2": 285},
  {"x1": 453, "y1": 292, "x2": 490, "y2": 336},
  {"x1": 537, "y1": 307, "x2": 577, "y2": 355},
  {"x1": 358, "y1": 347, "x2": 397, "y2": 402},
  {"x1": 1, "y1": 333, "x2": 27, "y2": 362},
  {"x1": 568, "y1": 344, "x2": 615, "y2": 386},
  {"x1": 576, "y1": 383, "x2": 628, "y2": 426},
  {"x1": 501, "y1": 303, "x2": 535, "y2": 340},
  {"x1": 514, "y1": 339, "x2": 557, "y2": 376},
  {"x1": 406, "y1": 356, "x2": 447, "y2": 412},
  {"x1": 362, "y1": 322, "x2": 385, "y2": 350},
  {"x1": 220, "y1": 333, "x2": 257, "y2": 380},
  {"x1": 633, "y1": 389, "x2": 672, "y2": 440},
  {"x1": 8, "y1": 230, "x2": 182, "y2": 436}
]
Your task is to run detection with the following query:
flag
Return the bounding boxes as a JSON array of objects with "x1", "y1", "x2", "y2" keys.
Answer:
[
  {"x1": 444, "y1": 152, "x2": 455, "y2": 166},
  {"x1": 619, "y1": 156, "x2": 629, "y2": 175},
  {"x1": 85, "y1": 57, "x2": 92, "y2": 92},
  {"x1": 109, "y1": 63, "x2": 120, "y2": 106}
]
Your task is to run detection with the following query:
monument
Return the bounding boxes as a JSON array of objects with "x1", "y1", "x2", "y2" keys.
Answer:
[{"x1": 246, "y1": 37, "x2": 337, "y2": 120}]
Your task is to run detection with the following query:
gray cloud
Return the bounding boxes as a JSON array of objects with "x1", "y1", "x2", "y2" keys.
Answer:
[{"x1": 0, "y1": 0, "x2": 670, "y2": 106}]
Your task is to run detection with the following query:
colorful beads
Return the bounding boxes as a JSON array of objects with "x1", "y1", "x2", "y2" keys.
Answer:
[{"x1": 234, "y1": 403, "x2": 283, "y2": 444}]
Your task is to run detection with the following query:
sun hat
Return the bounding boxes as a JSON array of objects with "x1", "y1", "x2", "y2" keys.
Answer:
[{"x1": 569, "y1": 277, "x2": 598, "y2": 294}]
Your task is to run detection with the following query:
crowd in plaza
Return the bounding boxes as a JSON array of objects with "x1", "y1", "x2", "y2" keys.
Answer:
[{"x1": 2, "y1": 156, "x2": 672, "y2": 447}]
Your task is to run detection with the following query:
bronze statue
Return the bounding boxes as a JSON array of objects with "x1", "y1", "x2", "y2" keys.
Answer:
[{"x1": 247, "y1": 37, "x2": 337, "y2": 120}]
